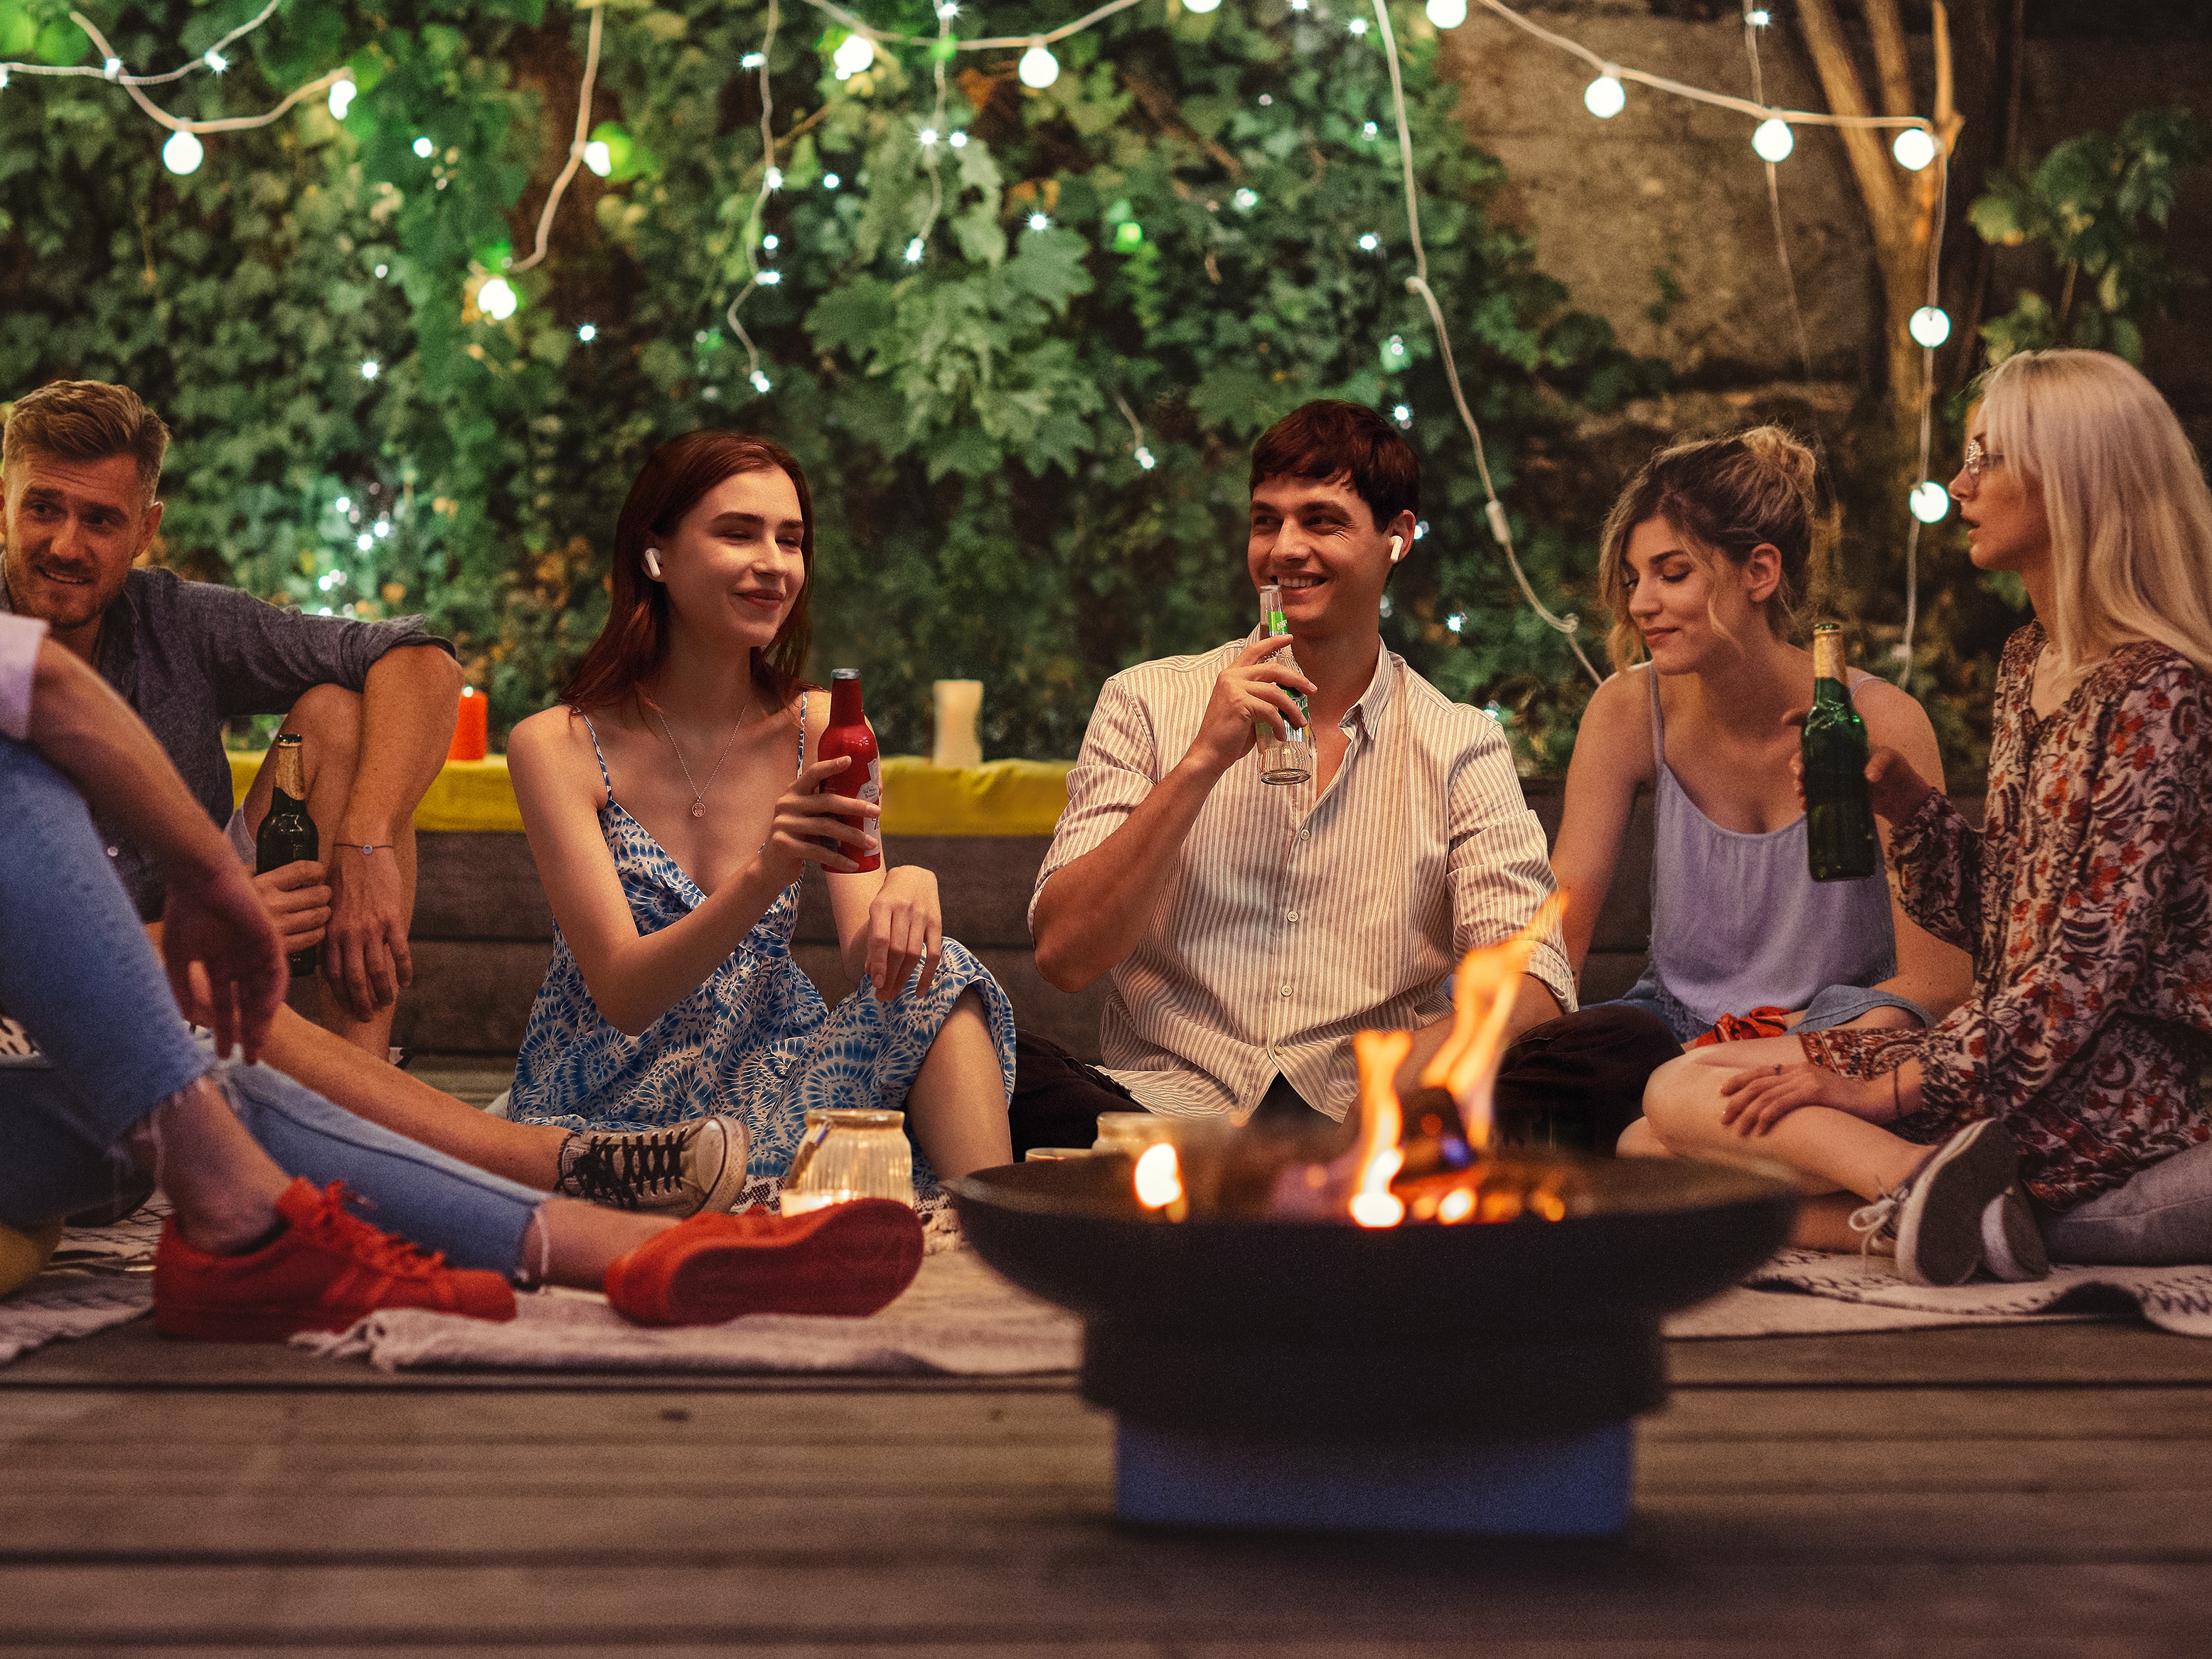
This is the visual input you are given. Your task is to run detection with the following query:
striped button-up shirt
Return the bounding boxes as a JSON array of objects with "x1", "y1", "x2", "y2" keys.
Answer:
[{"x1": 1032, "y1": 636, "x2": 1575, "y2": 1123}]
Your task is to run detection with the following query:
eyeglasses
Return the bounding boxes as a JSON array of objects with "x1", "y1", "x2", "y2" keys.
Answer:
[{"x1": 1962, "y1": 437, "x2": 2004, "y2": 484}]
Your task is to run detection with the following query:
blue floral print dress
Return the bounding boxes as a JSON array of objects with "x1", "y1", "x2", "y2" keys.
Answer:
[{"x1": 507, "y1": 705, "x2": 1017, "y2": 1204}]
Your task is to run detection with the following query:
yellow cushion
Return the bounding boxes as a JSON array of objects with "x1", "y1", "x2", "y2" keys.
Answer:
[
  {"x1": 0, "y1": 1219, "x2": 64, "y2": 1298},
  {"x1": 229, "y1": 752, "x2": 1072, "y2": 838}
]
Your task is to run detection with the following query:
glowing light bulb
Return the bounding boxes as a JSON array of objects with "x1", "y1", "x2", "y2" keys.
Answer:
[
  {"x1": 373, "y1": 521, "x2": 391, "y2": 539},
  {"x1": 1187, "y1": 0, "x2": 1222, "y2": 11},
  {"x1": 1349, "y1": 16, "x2": 1369, "y2": 34},
  {"x1": 477, "y1": 276, "x2": 518, "y2": 320},
  {"x1": 1357, "y1": 232, "x2": 1379, "y2": 251},
  {"x1": 1446, "y1": 613, "x2": 1465, "y2": 633},
  {"x1": 1362, "y1": 120, "x2": 1379, "y2": 137},
  {"x1": 949, "y1": 131, "x2": 968, "y2": 148},
  {"x1": 161, "y1": 129, "x2": 204, "y2": 175},
  {"x1": 1747, "y1": 7, "x2": 1770, "y2": 23},
  {"x1": 823, "y1": 173, "x2": 840, "y2": 190},
  {"x1": 1134, "y1": 446, "x2": 1157, "y2": 470},
  {"x1": 334, "y1": 497, "x2": 353, "y2": 513},
  {"x1": 203, "y1": 50, "x2": 228, "y2": 73},
  {"x1": 412, "y1": 135, "x2": 434, "y2": 159},
  {"x1": 762, "y1": 234, "x2": 779, "y2": 252},
  {"x1": 577, "y1": 324, "x2": 597, "y2": 342},
  {"x1": 1425, "y1": 0, "x2": 1468, "y2": 27},
  {"x1": 742, "y1": 52, "x2": 765, "y2": 68},
  {"x1": 832, "y1": 33, "x2": 875, "y2": 77},
  {"x1": 1583, "y1": 73, "x2": 1626, "y2": 119},
  {"x1": 1391, "y1": 404, "x2": 1412, "y2": 427},
  {"x1": 762, "y1": 166, "x2": 783, "y2": 192},
  {"x1": 328, "y1": 79, "x2": 356, "y2": 119},
  {"x1": 1910, "y1": 481, "x2": 1950, "y2": 524},
  {"x1": 751, "y1": 370, "x2": 772, "y2": 394},
  {"x1": 1892, "y1": 127, "x2": 1937, "y2": 172},
  {"x1": 919, "y1": 127, "x2": 939, "y2": 147},
  {"x1": 1017, "y1": 43, "x2": 1059, "y2": 89},
  {"x1": 1027, "y1": 212, "x2": 1050, "y2": 231},
  {"x1": 904, "y1": 237, "x2": 925, "y2": 263},
  {"x1": 373, "y1": 263, "x2": 388, "y2": 278},
  {"x1": 102, "y1": 57, "x2": 120, "y2": 80},
  {"x1": 1233, "y1": 186, "x2": 1258, "y2": 210},
  {"x1": 1752, "y1": 118, "x2": 1795, "y2": 163},
  {"x1": 358, "y1": 361, "x2": 378, "y2": 381},
  {"x1": 1908, "y1": 305, "x2": 1952, "y2": 348},
  {"x1": 583, "y1": 140, "x2": 611, "y2": 176},
  {"x1": 757, "y1": 269, "x2": 781, "y2": 286},
  {"x1": 356, "y1": 533, "x2": 373, "y2": 552}
]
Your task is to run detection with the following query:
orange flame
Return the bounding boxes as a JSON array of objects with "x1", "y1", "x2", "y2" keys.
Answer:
[
  {"x1": 1418, "y1": 894, "x2": 1567, "y2": 1153},
  {"x1": 1133, "y1": 1142, "x2": 1184, "y2": 1212},
  {"x1": 1348, "y1": 1030, "x2": 1412, "y2": 1228}
]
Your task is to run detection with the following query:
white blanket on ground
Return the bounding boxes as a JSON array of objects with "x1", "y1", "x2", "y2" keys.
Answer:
[
  {"x1": 296, "y1": 1249, "x2": 1084, "y2": 1375},
  {"x1": 1669, "y1": 1249, "x2": 2212, "y2": 1338},
  {"x1": 0, "y1": 1273, "x2": 153, "y2": 1365}
]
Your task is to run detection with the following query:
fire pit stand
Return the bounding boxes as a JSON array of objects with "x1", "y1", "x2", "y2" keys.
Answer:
[{"x1": 950, "y1": 1151, "x2": 1795, "y2": 1540}]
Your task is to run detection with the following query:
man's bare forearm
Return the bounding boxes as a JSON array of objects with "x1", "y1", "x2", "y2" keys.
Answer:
[
  {"x1": 28, "y1": 641, "x2": 232, "y2": 886},
  {"x1": 1032, "y1": 755, "x2": 1226, "y2": 991},
  {"x1": 341, "y1": 645, "x2": 462, "y2": 841}
]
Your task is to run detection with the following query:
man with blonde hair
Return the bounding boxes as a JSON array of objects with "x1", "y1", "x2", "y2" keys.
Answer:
[{"x1": 1, "y1": 379, "x2": 459, "y2": 1058}]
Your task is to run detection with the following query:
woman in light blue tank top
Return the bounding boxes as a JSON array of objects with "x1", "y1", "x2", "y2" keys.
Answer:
[{"x1": 1553, "y1": 428, "x2": 1972, "y2": 1046}]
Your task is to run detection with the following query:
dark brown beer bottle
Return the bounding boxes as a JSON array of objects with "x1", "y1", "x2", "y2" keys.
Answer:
[{"x1": 255, "y1": 733, "x2": 320, "y2": 975}]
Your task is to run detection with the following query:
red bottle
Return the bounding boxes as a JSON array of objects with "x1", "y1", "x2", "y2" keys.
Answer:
[{"x1": 817, "y1": 668, "x2": 882, "y2": 873}]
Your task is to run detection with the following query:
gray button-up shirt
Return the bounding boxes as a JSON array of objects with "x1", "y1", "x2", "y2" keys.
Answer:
[{"x1": 4, "y1": 566, "x2": 449, "y2": 917}]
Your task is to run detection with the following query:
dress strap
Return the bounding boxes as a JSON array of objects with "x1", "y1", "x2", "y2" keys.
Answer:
[{"x1": 573, "y1": 708, "x2": 615, "y2": 807}]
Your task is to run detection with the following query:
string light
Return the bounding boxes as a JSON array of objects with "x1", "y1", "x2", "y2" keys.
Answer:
[
  {"x1": 358, "y1": 361, "x2": 379, "y2": 380},
  {"x1": 1232, "y1": 187, "x2": 1259, "y2": 210},
  {"x1": 477, "y1": 276, "x2": 518, "y2": 320},
  {"x1": 823, "y1": 172, "x2": 841, "y2": 188},
  {"x1": 1751, "y1": 117, "x2": 1794, "y2": 162},
  {"x1": 1017, "y1": 43, "x2": 1060, "y2": 89},
  {"x1": 334, "y1": 496, "x2": 352, "y2": 514},
  {"x1": 1348, "y1": 16, "x2": 1369, "y2": 33},
  {"x1": 1027, "y1": 211, "x2": 1051, "y2": 230},
  {"x1": 375, "y1": 520, "x2": 391, "y2": 538},
  {"x1": 1908, "y1": 305, "x2": 1951, "y2": 348},
  {"x1": 1425, "y1": 0, "x2": 1468, "y2": 27},
  {"x1": 949, "y1": 130, "x2": 968, "y2": 147},
  {"x1": 328, "y1": 78, "x2": 355, "y2": 119},
  {"x1": 833, "y1": 33, "x2": 876, "y2": 77},
  {"x1": 1187, "y1": 0, "x2": 1222, "y2": 11},
  {"x1": 742, "y1": 52, "x2": 766, "y2": 67},
  {"x1": 412, "y1": 135, "x2": 434, "y2": 158},
  {"x1": 161, "y1": 129, "x2": 204, "y2": 174},
  {"x1": 577, "y1": 324, "x2": 597, "y2": 341},
  {"x1": 904, "y1": 236, "x2": 926, "y2": 262},
  {"x1": 584, "y1": 140, "x2": 612, "y2": 176},
  {"x1": 1391, "y1": 404, "x2": 1413, "y2": 427},
  {"x1": 1891, "y1": 127, "x2": 1937, "y2": 172},
  {"x1": 1583, "y1": 73, "x2": 1625, "y2": 119},
  {"x1": 751, "y1": 369, "x2": 774, "y2": 393},
  {"x1": 203, "y1": 50, "x2": 228, "y2": 74},
  {"x1": 356, "y1": 532, "x2": 373, "y2": 552},
  {"x1": 1114, "y1": 392, "x2": 1156, "y2": 471},
  {"x1": 1357, "y1": 232, "x2": 1380, "y2": 250},
  {"x1": 758, "y1": 269, "x2": 783, "y2": 284},
  {"x1": 1909, "y1": 481, "x2": 1949, "y2": 524},
  {"x1": 765, "y1": 166, "x2": 783, "y2": 190},
  {"x1": 919, "y1": 127, "x2": 939, "y2": 146}
]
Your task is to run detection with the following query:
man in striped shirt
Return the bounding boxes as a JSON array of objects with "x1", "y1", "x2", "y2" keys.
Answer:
[{"x1": 1021, "y1": 401, "x2": 1676, "y2": 1147}]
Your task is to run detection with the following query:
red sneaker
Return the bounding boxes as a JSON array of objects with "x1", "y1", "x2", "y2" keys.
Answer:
[
  {"x1": 604, "y1": 1197, "x2": 924, "y2": 1328},
  {"x1": 154, "y1": 1178, "x2": 517, "y2": 1340}
]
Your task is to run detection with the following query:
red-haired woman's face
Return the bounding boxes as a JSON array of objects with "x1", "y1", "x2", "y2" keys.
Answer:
[{"x1": 650, "y1": 466, "x2": 806, "y2": 656}]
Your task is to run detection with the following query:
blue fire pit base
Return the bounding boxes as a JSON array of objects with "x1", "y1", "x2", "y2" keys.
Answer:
[{"x1": 1114, "y1": 1418, "x2": 1632, "y2": 1537}]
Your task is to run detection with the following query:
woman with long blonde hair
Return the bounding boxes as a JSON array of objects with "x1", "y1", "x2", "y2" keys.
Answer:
[{"x1": 1631, "y1": 351, "x2": 2212, "y2": 1283}]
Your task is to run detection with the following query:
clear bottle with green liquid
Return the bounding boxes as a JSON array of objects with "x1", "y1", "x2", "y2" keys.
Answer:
[
  {"x1": 1255, "y1": 584, "x2": 1312, "y2": 786},
  {"x1": 1802, "y1": 623, "x2": 1879, "y2": 882}
]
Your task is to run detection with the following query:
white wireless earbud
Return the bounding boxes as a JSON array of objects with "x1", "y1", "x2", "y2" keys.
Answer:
[
  {"x1": 643, "y1": 548, "x2": 663, "y2": 580},
  {"x1": 1389, "y1": 535, "x2": 1405, "y2": 563}
]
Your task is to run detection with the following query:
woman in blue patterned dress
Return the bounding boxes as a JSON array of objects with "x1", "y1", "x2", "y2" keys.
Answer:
[{"x1": 503, "y1": 432, "x2": 1016, "y2": 1205}]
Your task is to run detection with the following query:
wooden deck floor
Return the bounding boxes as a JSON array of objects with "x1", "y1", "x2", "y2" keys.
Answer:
[{"x1": 4, "y1": 1313, "x2": 2211, "y2": 1655}]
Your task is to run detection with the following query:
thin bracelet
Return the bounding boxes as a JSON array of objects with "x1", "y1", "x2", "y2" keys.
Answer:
[{"x1": 338, "y1": 842, "x2": 395, "y2": 855}]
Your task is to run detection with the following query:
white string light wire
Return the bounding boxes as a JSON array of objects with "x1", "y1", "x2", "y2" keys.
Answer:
[
  {"x1": 1113, "y1": 390, "x2": 1157, "y2": 470},
  {"x1": 70, "y1": 10, "x2": 345, "y2": 135},
  {"x1": 1, "y1": 1, "x2": 281, "y2": 85},
  {"x1": 1740, "y1": 2, "x2": 1814, "y2": 379},
  {"x1": 510, "y1": 0, "x2": 604, "y2": 273},
  {"x1": 725, "y1": 0, "x2": 783, "y2": 395},
  {"x1": 1369, "y1": 0, "x2": 1603, "y2": 683}
]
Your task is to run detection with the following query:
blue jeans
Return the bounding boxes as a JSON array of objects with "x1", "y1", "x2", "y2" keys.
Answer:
[
  {"x1": 1608, "y1": 967, "x2": 1930, "y2": 1045},
  {"x1": 0, "y1": 737, "x2": 540, "y2": 1274},
  {"x1": 2041, "y1": 1138, "x2": 2212, "y2": 1266}
]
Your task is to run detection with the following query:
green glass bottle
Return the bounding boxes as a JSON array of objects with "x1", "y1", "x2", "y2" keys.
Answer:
[
  {"x1": 1802, "y1": 624, "x2": 1879, "y2": 882},
  {"x1": 254, "y1": 733, "x2": 321, "y2": 976}
]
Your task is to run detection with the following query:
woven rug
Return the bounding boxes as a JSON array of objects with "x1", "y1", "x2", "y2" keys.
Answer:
[
  {"x1": 0, "y1": 1200, "x2": 165, "y2": 1365},
  {"x1": 1666, "y1": 1249, "x2": 2212, "y2": 1338},
  {"x1": 297, "y1": 1248, "x2": 1083, "y2": 1375}
]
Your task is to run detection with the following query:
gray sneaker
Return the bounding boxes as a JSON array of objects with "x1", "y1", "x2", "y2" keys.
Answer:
[
  {"x1": 556, "y1": 1115, "x2": 750, "y2": 1217},
  {"x1": 1979, "y1": 1185, "x2": 2051, "y2": 1281},
  {"x1": 1849, "y1": 1118, "x2": 2023, "y2": 1286}
]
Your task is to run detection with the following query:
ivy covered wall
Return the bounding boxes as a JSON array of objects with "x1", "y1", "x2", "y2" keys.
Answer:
[{"x1": 0, "y1": 0, "x2": 1657, "y2": 760}]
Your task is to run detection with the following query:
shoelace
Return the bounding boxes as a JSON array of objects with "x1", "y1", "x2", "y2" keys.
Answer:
[
  {"x1": 562, "y1": 1129, "x2": 688, "y2": 1210},
  {"x1": 301, "y1": 1183, "x2": 452, "y2": 1281},
  {"x1": 1847, "y1": 1185, "x2": 1906, "y2": 1262}
]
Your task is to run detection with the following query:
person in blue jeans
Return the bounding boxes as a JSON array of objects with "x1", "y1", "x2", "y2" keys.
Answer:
[{"x1": 0, "y1": 619, "x2": 919, "y2": 1333}]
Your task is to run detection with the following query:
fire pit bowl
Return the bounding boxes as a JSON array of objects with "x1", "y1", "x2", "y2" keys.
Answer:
[{"x1": 949, "y1": 1147, "x2": 1796, "y2": 1537}]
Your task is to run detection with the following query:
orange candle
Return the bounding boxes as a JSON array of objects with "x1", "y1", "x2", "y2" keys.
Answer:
[{"x1": 449, "y1": 685, "x2": 488, "y2": 762}]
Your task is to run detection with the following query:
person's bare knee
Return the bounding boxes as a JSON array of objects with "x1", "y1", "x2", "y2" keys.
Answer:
[{"x1": 1617, "y1": 1117, "x2": 1667, "y2": 1158}]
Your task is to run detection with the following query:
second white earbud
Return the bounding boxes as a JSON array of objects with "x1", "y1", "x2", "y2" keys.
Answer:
[
  {"x1": 1389, "y1": 535, "x2": 1405, "y2": 563},
  {"x1": 643, "y1": 548, "x2": 663, "y2": 580}
]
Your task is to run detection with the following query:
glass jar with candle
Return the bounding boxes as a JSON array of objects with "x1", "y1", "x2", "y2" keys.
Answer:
[
  {"x1": 779, "y1": 1109, "x2": 916, "y2": 1215},
  {"x1": 1093, "y1": 1111, "x2": 1175, "y2": 1157}
]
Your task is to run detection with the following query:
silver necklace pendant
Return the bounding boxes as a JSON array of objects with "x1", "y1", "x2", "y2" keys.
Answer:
[{"x1": 690, "y1": 801, "x2": 706, "y2": 818}]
